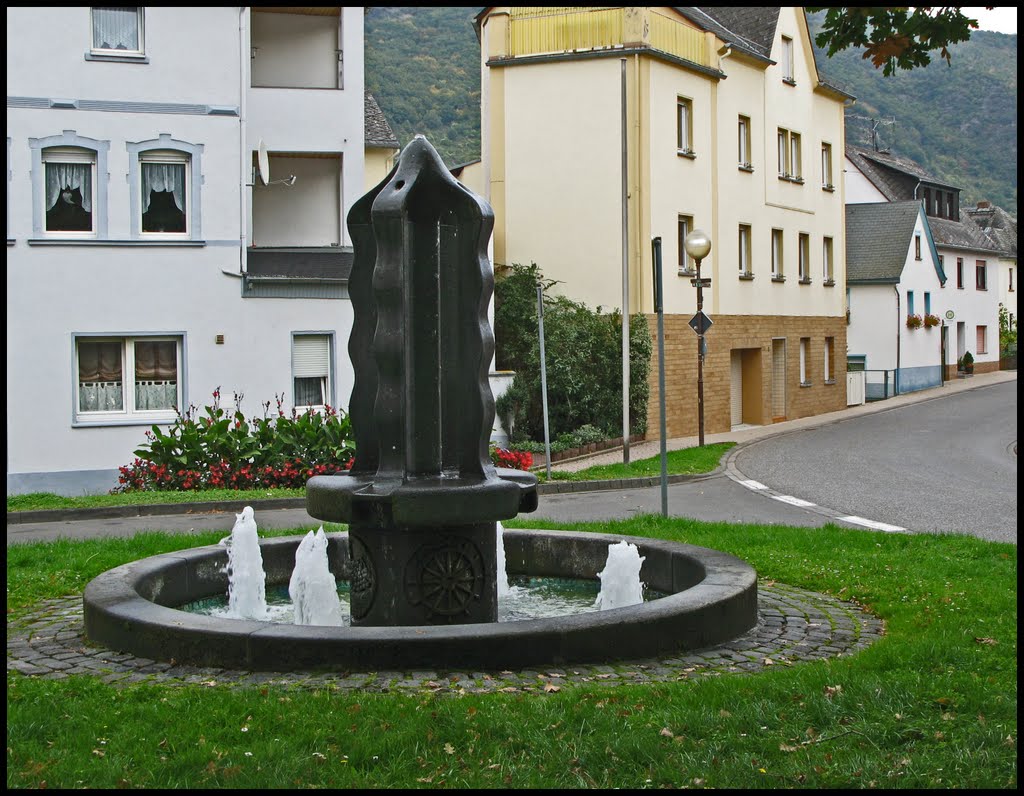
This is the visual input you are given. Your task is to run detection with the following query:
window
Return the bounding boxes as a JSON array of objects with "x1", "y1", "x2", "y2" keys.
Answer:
[
  {"x1": 957, "y1": 258, "x2": 964, "y2": 289},
  {"x1": 777, "y1": 129, "x2": 801, "y2": 180},
  {"x1": 907, "y1": 291, "x2": 915, "y2": 316},
  {"x1": 771, "y1": 229, "x2": 784, "y2": 280},
  {"x1": 976, "y1": 260, "x2": 987, "y2": 290},
  {"x1": 914, "y1": 233, "x2": 922, "y2": 260},
  {"x1": 799, "y1": 338, "x2": 810, "y2": 385},
  {"x1": 738, "y1": 115, "x2": 751, "y2": 169},
  {"x1": 1010, "y1": 267, "x2": 1014, "y2": 291},
  {"x1": 738, "y1": 224, "x2": 752, "y2": 276},
  {"x1": 823, "y1": 236, "x2": 834, "y2": 284},
  {"x1": 781, "y1": 35, "x2": 795, "y2": 83},
  {"x1": 798, "y1": 233, "x2": 810, "y2": 282},
  {"x1": 938, "y1": 254, "x2": 944, "y2": 270},
  {"x1": 75, "y1": 336, "x2": 181, "y2": 421},
  {"x1": 821, "y1": 142, "x2": 833, "y2": 189},
  {"x1": 924, "y1": 292, "x2": 931, "y2": 316},
  {"x1": 824, "y1": 336, "x2": 835, "y2": 383},
  {"x1": 676, "y1": 97, "x2": 693, "y2": 155},
  {"x1": 43, "y1": 148, "x2": 95, "y2": 233},
  {"x1": 946, "y1": 192, "x2": 955, "y2": 219},
  {"x1": 292, "y1": 334, "x2": 332, "y2": 410},
  {"x1": 976, "y1": 326, "x2": 988, "y2": 355},
  {"x1": 923, "y1": 188, "x2": 932, "y2": 215},
  {"x1": 677, "y1": 215, "x2": 696, "y2": 274},
  {"x1": 91, "y1": 7, "x2": 144, "y2": 55},
  {"x1": 127, "y1": 135, "x2": 203, "y2": 240},
  {"x1": 140, "y1": 151, "x2": 188, "y2": 235}
]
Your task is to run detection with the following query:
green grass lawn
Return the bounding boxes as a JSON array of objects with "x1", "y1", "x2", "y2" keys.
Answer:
[
  {"x1": 6, "y1": 515, "x2": 1017, "y2": 789},
  {"x1": 540, "y1": 442, "x2": 734, "y2": 481}
]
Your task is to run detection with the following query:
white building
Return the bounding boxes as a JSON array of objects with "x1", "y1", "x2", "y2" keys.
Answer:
[
  {"x1": 6, "y1": 7, "x2": 369, "y2": 495},
  {"x1": 844, "y1": 145, "x2": 1002, "y2": 380},
  {"x1": 964, "y1": 201, "x2": 1017, "y2": 339}
]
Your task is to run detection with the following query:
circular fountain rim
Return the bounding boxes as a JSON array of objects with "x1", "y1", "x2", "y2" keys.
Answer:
[{"x1": 82, "y1": 528, "x2": 757, "y2": 672}]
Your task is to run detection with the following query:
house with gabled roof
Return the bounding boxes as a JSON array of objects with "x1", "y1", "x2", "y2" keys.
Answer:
[
  {"x1": 845, "y1": 144, "x2": 1002, "y2": 378},
  {"x1": 846, "y1": 201, "x2": 948, "y2": 397},
  {"x1": 964, "y1": 201, "x2": 1017, "y2": 337},
  {"x1": 474, "y1": 7, "x2": 853, "y2": 439}
]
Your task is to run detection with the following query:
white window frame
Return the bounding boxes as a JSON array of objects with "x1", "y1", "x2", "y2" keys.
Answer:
[
  {"x1": 292, "y1": 333, "x2": 333, "y2": 412},
  {"x1": 781, "y1": 35, "x2": 795, "y2": 83},
  {"x1": 821, "y1": 142, "x2": 833, "y2": 189},
  {"x1": 798, "y1": 233, "x2": 810, "y2": 282},
  {"x1": 138, "y1": 150, "x2": 191, "y2": 239},
  {"x1": 799, "y1": 337, "x2": 810, "y2": 385},
  {"x1": 90, "y1": 7, "x2": 145, "y2": 56},
  {"x1": 738, "y1": 224, "x2": 752, "y2": 275},
  {"x1": 823, "y1": 236, "x2": 834, "y2": 284},
  {"x1": 676, "y1": 97, "x2": 694, "y2": 155},
  {"x1": 771, "y1": 228, "x2": 784, "y2": 279},
  {"x1": 738, "y1": 115, "x2": 751, "y2": 169},
  {"x1": 74, "y1": 335, "x2": 182, "y2": 424},
  {"x1": 777, "y1": 129, "x2": 789, "y2": 177},
  {"x1": 824, "y1": 337, "x2": 833, "y2": 383},
  {"x1": 41, "y1": 147, "x2": 97, "y2": 237},
  {"x1": 789, "y1": 132, "x2": 802, "y2": 180},
  {"x1": 677, "y1": 214, "x2": 695, "y2": 275}
]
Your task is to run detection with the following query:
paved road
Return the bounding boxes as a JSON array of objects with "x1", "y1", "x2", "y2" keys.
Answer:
[
  {"x1": 730, "y1": 380, "x2": 1017, "y2": 544},
  {"x1": 7, "y1": 372, "x2": 1016, "y2": 545}
]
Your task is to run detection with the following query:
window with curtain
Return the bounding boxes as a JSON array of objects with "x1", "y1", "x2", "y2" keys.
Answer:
[
  {"x1": 44, "y1": 150, "x2": 94, "y2": 233},
  {"x1": 91, "y1": 7, "x2": 143, "y2": 53},
  {"x1": 76, "y1": 336, "x2": 180, "y2": 419},
  {"x1": 293, "y1": 334, "x2": 331, "y2": 409},
  {"x1": 141, "y1": 155, "x2": 188, "y2": 234}
]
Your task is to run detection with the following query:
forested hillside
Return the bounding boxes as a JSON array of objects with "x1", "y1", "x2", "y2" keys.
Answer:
[{"x1": 365, "y1": 7, "x2": 1017, "y2": 214}]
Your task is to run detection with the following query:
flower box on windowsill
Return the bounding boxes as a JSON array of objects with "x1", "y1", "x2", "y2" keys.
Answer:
[
  {"x1": 906, "y1": 314, "x2": 923, "y2": 329},
  {"x1": 923, "y1": 313, "x2": 941, "y2": 328}
]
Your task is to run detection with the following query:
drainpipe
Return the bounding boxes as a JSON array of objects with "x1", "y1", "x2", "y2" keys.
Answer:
[
  {"x1": 894, "y1": 286, "x2": 901, "y2": 396},
  {"x1": 238, "y1": 6, "x2": 248, "y2": 274}
]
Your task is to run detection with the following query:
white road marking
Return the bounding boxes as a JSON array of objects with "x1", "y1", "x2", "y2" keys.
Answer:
[
  {"x1": 771, "y1": 495, "x2": 816, "y2": 507},
  {"x1": 838, "y1": 516, "x2": 906, "y2": 532},
  {"x1": 738, "y1": 479, "x2": 767, "y2": 490}
]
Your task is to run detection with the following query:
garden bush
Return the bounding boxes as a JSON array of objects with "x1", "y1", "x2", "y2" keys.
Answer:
[
  {"x1": 114, "y1": 389, "x2": 355, "y2": 493},
  {"x1": 494, "y1": 263, "x2": 650, "y2": 445}
]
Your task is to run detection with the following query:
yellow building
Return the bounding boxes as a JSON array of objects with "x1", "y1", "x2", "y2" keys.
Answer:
[{"x1": 475, "y1": 7, "x2": 853, "y2": 436}]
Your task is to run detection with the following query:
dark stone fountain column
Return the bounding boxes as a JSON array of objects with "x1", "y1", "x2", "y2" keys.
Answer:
[{"x1": 307, "y1": 136, "x2": 537, "y2": 626}]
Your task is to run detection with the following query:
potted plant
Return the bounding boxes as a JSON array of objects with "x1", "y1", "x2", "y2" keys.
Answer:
[
  {"x1": 958, "y1": 351, "x2": 975, "y2": 375},
  {"x1": 924, "y1": 313, "x2": 941, "y2": 328},
  {"x1": 906, "y1": 313, "x2": 923, "y2": 329}
]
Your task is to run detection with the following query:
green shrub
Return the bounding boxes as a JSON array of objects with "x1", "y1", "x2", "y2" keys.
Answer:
[
  {"x1": 114, "y1": 389, "x2": 354, "y2": 492},
  {"x1": 494, "y1": 263, "x2": 650, "y2": 444}
]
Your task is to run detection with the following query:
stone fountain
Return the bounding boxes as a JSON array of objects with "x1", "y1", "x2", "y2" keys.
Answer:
[{"x1": 82, "y1": 136, "x2": 758, "y2": 672}]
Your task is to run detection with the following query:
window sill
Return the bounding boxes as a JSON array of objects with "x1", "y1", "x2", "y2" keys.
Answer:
[
  {"x1": 738, "y1": 164, "x2": 754, "y2": 173},
  {"x1": 676, "y1": 150, "x2": 697, "y2": 160},
  {"x1": 976, "y1": 287, "x2": 988, "y2": 292},
  {"x1": 677, "y1": 268, "x2": 696, "y2": 277},
  {"x1": 85, "y1": 51, "x2": 149, "y2": 64},
  {"x1": 822, "y1": 185, "x2": 835, "y2": 193},
  {"x1": 778, "y1": 175, "x2": 804, "y2": 184},
  {"x1": 782, "y1": 78, "x2": 797, "y2": 87},
  {"x1": 771, "y1": 275, "x2": 786, "y2": 283},
  {"x1": 73, "y1": 416, "x2": 175, "y2": 428},
  {"x1": 825, "y1": 379, "x2": 836, "y2": 386},
  {"x1": 738, "y1": 272, "x2": 755, "y2": 281},
  {"x1": 7, "y1": 239, "x2": 15, "y2": 246},
  {"x1": 799, "y1": 381, "x2": 812, "y2": 388},
  {"x1": 29, "y1": 238, "x2": 206, "y2": 247},
  {"x1": 798, "y1": 277, "x2": 812, "y2": 285},
  {"x1": 823, "y1": 279, "x2": 836, "y2": 287}
]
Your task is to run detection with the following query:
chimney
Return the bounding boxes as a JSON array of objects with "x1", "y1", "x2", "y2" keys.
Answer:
[{"x1": 977, "y1": 200, "x2": 991, "y2": 209}]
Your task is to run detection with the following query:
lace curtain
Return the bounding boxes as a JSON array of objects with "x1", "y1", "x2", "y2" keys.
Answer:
[
  {"x1": 78, "y1": 341, "x2": 123, "y2": 412},
  {"x1": 45, "y1": 162, "x2": 92, "y2": 212},
  {"x1": 134, "y1": 341, "x2": 177, "y2": 410},
  {"x1": 92, "y1": 7, "x2": 139, "y2": 51},
  {"x1": 141, "y1": 162, "x2": 186, "y2": 213}
]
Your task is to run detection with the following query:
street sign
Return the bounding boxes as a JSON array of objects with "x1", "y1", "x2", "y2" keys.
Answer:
[
  {"x1": 689, "y1": 311, "x2": 713, "y2": 335},
  {"x1": 690, "y1": 278, "x2": 712, "y2": 288}
]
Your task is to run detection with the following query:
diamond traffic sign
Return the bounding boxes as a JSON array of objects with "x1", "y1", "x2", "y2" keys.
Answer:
[{"x1": 689, "y1": 311, "x2": 713, "y2": 335}]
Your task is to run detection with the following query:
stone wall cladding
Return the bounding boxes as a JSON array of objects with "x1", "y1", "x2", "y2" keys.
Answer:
[{"x1": 643, "y1": 314, "x2": 849, "y2": 438}]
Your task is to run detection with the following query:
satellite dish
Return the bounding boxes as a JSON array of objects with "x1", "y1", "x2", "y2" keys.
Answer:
[{"x1": 257, "y1": 140, "x2": 270, "y2": 186}]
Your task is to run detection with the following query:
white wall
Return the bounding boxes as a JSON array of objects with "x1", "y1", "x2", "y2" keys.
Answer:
[
  {"x1": 843, "y1": 155, "x2": 888, "y2": 204},
  {"x1": 935, "y1": 246, "x2": 1002, "y2": 365}
]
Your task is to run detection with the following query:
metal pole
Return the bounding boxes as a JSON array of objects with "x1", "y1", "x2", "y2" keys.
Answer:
[
  {"x1": 621, "y1": 57, "x2": 630, "y2": 465},
  {"x1": 696, "y1": 256, "x2": 705, "y2": 447},
  {"x1": 652, "y1": 237, "x2": 668, "y2": 517},
  {"x1": 537, "y1": 284, "x2": 552, "y2": 480}
]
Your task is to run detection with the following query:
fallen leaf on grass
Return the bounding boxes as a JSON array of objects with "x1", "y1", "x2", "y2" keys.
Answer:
[
  {"x1": 660, "y1": 728, "x2": 674, "y2": 738},
  {"x1": 974, "y1": 637, "x2": 998, "y2": 645}
]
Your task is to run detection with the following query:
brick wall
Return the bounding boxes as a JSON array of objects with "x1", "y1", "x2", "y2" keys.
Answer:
[{"x1": 643, "y1": 314, "x2": 849, "y2": 438}]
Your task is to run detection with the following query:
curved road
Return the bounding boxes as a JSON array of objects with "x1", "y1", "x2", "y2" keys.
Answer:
[{"x1": 730, "y1": 380, "x2": 1017, "y2": 543}]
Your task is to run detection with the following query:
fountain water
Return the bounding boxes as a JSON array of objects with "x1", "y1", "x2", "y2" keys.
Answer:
[
  {"x1": 221, "y1": 506, "x2": 267, "y2": 620},
  {"x1": 83, "y1": 134, "x2": 758, "y2": 671},
  {"x1": 594, "y1": 540, "x2": 646, "y2": 610},
  {"x1": 288, "y1": 527, "x2": 345, "y2": 626}
]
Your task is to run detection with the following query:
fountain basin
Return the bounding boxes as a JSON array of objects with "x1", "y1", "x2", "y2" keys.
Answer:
[{"x1": 83, "y1": 529, "x2": 757, "y2": 671}]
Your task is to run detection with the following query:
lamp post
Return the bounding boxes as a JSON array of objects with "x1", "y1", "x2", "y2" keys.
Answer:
[{"x1": 684, "y1": 229, "x2": 712, "y2": 446}]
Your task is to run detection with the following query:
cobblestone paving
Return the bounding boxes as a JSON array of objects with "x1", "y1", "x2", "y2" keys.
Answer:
[{"x1": 8, "y1": 581, "x2": 884, "y2": 695}]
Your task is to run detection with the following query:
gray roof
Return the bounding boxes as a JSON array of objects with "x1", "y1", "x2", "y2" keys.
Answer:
[
  {"x1": 964, "y1": 204, "x2": 1017, "y2": 258},
  {"x1": 929, "y1": 214, "x2": 1002, "y2": 255},
  {"x1": 845, "y1": 145, "x2": 957, "y2": 200},
  {"x1": 845, "y1": 201, "x2": 925, "y2": 284},
  {"x1": 364, "y1": 91, "x2": 399, "y2": 149},
  {"x1": 692, "y1": 7, "x2": 777, "y2": 59}
]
